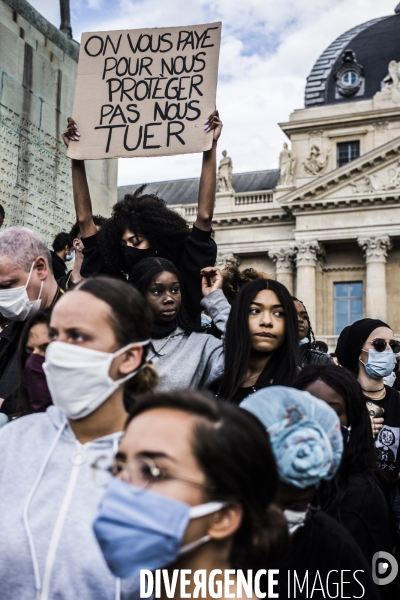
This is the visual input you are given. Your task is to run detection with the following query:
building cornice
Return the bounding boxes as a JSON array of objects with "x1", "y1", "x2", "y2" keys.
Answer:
[
  {"x1": 213, "y1": 212, "x2": 293, "y2": 228},
  {"x1": 279, "y1": 106, "x2": 400, "y2": 136},
  {"x1": 294, "y1": 223, "x2": 400, "y2": 243},
  {"x1": 322, "y1": 265, "x2": 365, "y2": 272},
  {"x1": 3, "y1": 0, "x2": 79, "y2": 61},
  {"x1": 279, "y1": 136, "x2": 400, "y2": 207}
]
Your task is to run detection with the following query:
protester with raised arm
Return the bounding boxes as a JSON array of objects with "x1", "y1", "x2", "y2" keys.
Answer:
[{"x1": 62, "y1": 110, "x2": 222, "y2": 320}]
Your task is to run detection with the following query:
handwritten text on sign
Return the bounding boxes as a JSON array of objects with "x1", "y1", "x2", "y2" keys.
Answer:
[{"x1": 68, "y1": 23, "x2": 221, "y2": 160}]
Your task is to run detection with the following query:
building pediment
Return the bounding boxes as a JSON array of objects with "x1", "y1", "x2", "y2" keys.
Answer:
[{"x1": 279, "y1": 136, "x2": 400, "y2": 210}]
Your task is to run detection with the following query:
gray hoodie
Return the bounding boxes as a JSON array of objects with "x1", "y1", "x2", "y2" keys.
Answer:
[
  {"x1": 0, "y1": 406, "x2": 138, "y2": 600},
  {"x1": 150, "y1": 289, "x2": 230, "y2": 391}
]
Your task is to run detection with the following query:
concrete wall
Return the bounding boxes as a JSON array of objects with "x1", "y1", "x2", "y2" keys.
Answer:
[{"x1": 0, "y1": 0, "x2": 117, "y2": 245}]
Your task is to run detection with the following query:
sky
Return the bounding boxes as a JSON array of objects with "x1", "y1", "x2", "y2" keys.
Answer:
[{"x1": 29, "y1": 0, "x2": 397, "y2": 186}]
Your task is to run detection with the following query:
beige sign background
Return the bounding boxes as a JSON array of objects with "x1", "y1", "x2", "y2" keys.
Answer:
[{"x1": 68, "y1": 23, "x2": 221, "y2": 160}]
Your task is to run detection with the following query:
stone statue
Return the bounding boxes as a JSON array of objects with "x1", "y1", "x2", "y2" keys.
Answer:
[
  {"x1": 278, "y1": 143, "x2": 296, "y2": 186},
  {"x1": 350, "y1": 162, "x2": 400, "y2": 193},
  {"x1": 386, "y1": 160, "x2": 400, "y2": 188},
  {"x1": 217, "y1": 150, "x2": 234, "y2": 192},
  {"x1": 382, "y1": 60, "x2": 400, "y2": 103},
  {"x1": 350, "y1": 175, "x2": 374, "y2": 194},
  {"x1": 303, "y1": 145, "x2": 330, "y2": 176}
]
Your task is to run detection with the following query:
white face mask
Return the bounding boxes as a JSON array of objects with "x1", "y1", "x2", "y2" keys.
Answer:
[
  {"x1": 0, "y1": 262, "x2": 43, "y2": 321},
  {"x1": 178, "y1": 502, "x2": 227, "y2": 555},
  {"x1": 43, "y1": 340, "x2": 149, "y2": 420},
  {"x1": 384, "y1": 370, "x2": 397, "y2": 387}
]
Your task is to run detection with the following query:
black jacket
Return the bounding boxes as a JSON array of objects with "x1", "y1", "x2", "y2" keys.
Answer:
[
  {"x1": 275, "y1": 510, "x2": 380, "y2": 599},
  {"x1": 0, "y1": 320, "x2": 25, "y2": 399},
  {"x1": 299, "y1": 347, "x2": 334, "y2": 369},
  {"x1": 80, "y1": 226, "x2": 217, "y2": 322},
  {"x1": 50, "y1": 251, "x2": 67, "y2": 281},
  {"x1": 0, "y1": 287, "x2": 64, "y2": 413}
]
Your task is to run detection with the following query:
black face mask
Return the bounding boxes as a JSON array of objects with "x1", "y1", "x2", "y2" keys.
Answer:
[{"x1": 121, "y1": 246, "x2": 156, "y2": 273}]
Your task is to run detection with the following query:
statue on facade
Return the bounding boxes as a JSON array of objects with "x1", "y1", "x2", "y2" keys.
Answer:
[
  {"x1": 350, "y1": 161, "x2": 400, "y2": 194},
  {"x1": 303, "y1": 145, "x2": 330, "y2": 176},
  {"x1": 217, "y1": 150, "x2": 234, "y2": 192},
  {"x1": 385, "y1": 160, "x2": 400, "y2": 189},
  {"x1": 381, "y1": 60, "x2": 400, "y2": 103},
  {"x1": 278, "y1": 143, "x2": 296, "y2": 186},
  {"x1": 350, "y1": 175, "x2": 375, "y2": 194}
]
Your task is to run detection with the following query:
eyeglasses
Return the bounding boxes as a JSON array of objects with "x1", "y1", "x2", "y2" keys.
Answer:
[
  {"x1": 91, "y1": 454, "x2": 216, "y2": 493},
  {"x1": 364, "y1": 339, "x2": 400, "y2": 354}
]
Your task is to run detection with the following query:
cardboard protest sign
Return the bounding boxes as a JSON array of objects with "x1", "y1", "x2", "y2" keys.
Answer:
[{"x1": 67, "y1": 22, "x2": 221, "y2": 160}]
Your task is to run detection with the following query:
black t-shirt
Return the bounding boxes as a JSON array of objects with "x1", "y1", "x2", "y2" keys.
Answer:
[
  {"x1": 366, "y1": 386, "x2": 400, "y2": 478},
  {"x1": 275, "y1": 510, "x2": 380, "y2": 599},
  {"x1": 80, "y1": 226, "x2": 217, "y2": 322}
]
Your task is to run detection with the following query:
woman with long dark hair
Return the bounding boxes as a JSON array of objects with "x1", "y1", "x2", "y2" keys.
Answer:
[
  {"x1": 219, "y1": 279, "x2": 299, "y2": 404},
  {"x1": 129, "y1": 257, "x2": 231, "y2": 390},
  {"x1": 62, "y1": 111, "x2": 223, "y2": 321},
  {"x1": 294, "y1": 364, "x2": 393, "y2": 568},
  {"x1": 93, "y1": 390, "x2": 287, "y2": 586}
]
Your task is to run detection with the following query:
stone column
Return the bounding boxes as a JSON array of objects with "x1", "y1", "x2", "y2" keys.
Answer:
[
  {"x1": 358, "y1": 236, "x2": 392, "y2": 321},
  {"x1": 294, "y1": 241, "x2": 324, "y2": 326},
  {"x1": 269, "y1": 247, "x2": 295, "y2": 295}
]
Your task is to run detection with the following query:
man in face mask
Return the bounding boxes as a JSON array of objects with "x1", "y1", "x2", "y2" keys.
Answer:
[{"x1": 0, "y1": 226, "x2": 64, "y2": 407}]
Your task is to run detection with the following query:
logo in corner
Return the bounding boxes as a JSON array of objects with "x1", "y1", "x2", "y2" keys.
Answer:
[{"x1": 372, "y1": 551, "x2": 398, "y2": 586}]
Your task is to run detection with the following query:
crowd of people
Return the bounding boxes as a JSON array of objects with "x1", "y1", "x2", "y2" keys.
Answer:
[{"x1": 0, "y1": 113, "x2": 398, "y2": 599}]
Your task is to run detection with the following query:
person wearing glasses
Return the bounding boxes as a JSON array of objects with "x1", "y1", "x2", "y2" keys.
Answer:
[
  {"x1": 92, "y1": 390, "x2": 288, "y2": 590},
  {"x1": 336, "y1": 318, "x2": 400, "y2": 529},
  {"x1": 0, "y1": 276, "x2": 157, "y2": 600}
]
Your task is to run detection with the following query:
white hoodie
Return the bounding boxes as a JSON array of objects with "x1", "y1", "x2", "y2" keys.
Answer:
[{"x1": 0, "y1": 406, "x2": 138, "y2": 600}]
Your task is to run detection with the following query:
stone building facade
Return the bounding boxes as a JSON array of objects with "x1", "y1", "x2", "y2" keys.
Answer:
[
  {"x1": 118, "y1": 7, "x2": 400, "y2": 349},
  {"x1": 0, "y1": 0, "x2": 117, "y2": 245}
]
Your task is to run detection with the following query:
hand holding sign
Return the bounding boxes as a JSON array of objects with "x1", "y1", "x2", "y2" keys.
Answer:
[
  {"x1": 63, "y1": 110, "x2": 222, "y2": 149},
  {"x1": 67, "y1": 23, "x2": 221, "y2": 160}
]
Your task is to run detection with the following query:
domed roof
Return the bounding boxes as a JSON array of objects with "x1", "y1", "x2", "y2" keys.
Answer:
[{"x1": 305, "y1": 10, "x2": 400, "y2": 107}]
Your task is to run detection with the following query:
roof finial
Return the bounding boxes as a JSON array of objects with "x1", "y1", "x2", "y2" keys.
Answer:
[{"x1": 395, "y1": 2, "x2": 400, "y2": 14}]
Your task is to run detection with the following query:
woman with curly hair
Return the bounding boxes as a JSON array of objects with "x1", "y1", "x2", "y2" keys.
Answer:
[
  {"x1": 62, "y1": 111, "x2": 222, "y2": 321},
  {"x1": 221, "y1": 265, "x2": 270, "y2": 305}
]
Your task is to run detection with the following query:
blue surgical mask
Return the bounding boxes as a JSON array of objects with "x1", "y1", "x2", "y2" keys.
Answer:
[
  {"x1": 93, "y1": 477, "x2": 226, "y2": 578},
  {"x1": 66, "y1": 251, "x2": 75, "y2": 262},
  {"x1": 299, "y1": 337, "x2": 309, "y2": 346},
  {"x1": 359, "y1": 349, "x2": 396, "y2": 379}
]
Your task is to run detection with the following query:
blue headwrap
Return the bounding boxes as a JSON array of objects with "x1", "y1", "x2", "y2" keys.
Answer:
[{"x1": 240, "y1": 387, "x2": 343, "y2": 489}]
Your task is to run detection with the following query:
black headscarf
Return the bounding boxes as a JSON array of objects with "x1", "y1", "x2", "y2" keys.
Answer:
[{"x1": 335, "y1": 318, "x2": 390, "y2": 371}]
